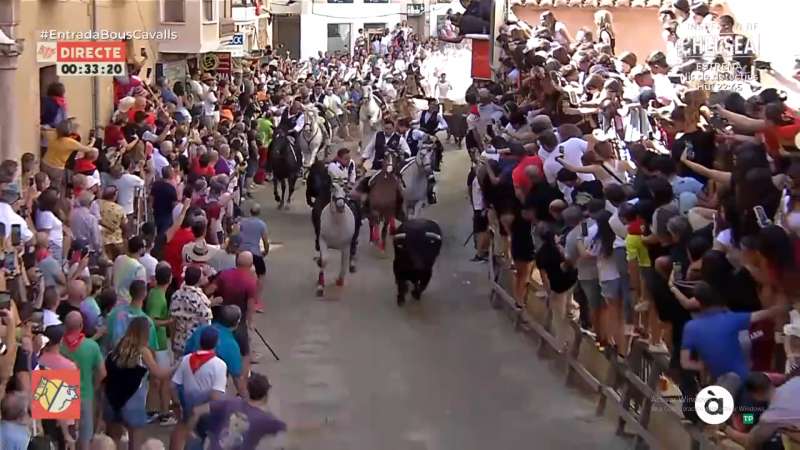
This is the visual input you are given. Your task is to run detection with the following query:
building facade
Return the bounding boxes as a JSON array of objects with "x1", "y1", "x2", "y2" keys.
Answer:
[
  {"x1": 270, "y1": 0, "x2": 461, "y2": 60},
  {"x1": 0, "y1": 0, "x2": 269, "y2": 161}
]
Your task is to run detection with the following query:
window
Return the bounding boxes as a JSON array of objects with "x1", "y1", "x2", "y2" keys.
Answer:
[
  {"x1": 327, "y1": 23, "x2": 351, "y2": 54},
  {"x1": 364, "y1": 22, "x2": 386, "y2": 36},
  {"x1": 203, "y1": 0, "x2": 215, "y2": 21},
  {"x1": 163, "y1": 0, "x2": 185, "y2": 22}
]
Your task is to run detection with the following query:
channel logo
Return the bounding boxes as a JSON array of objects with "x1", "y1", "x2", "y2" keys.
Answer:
[{"x1": 694, "y1": 385, "x2": 734, "y2": 425}]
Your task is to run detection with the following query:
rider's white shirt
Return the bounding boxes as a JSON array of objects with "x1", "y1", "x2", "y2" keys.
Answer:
[
  {"x1": 417, "y1": 110, "x2": 449, "y2": 131},
  {"x1": 327, "y1": 160, "x2": 356, "y2": 188},
  {"x1": 361, "y1": 132, "x2": 411, "y2": 163}
]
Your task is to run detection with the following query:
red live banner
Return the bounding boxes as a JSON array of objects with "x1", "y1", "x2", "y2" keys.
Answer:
[
  {"x1": 57, "y1": 41, "x2": 127, "y2": 63},
  {"x1": 470, "y1": 37, "x2": 491, "y2": 80}
]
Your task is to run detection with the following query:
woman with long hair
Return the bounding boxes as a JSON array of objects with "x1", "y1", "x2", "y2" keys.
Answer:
[
  {"x1": 594, "y1": 9, "x2": 616, "y2": 55},
  {"x1": 34, "y1": 187, "x2": 67, "y2": 263},
  {"x1": 103, "y1": 317, "x2": 173, "y2": 450}
]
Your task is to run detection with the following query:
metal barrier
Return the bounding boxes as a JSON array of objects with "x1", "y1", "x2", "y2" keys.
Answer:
[{"x1": 485, "y1": 228, "x2": 722, "y2": 450}]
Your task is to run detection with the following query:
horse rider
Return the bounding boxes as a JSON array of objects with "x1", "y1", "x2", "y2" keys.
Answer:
[
  {"x1": 397, "y1": 118, "x2": 437, "y2": 204},
  {"x1": 305, "y1": 83, "x2": 334, "y2": 140},
  {"x1": 417, "y1": 97, "x2": 448, "y2": 172},
  {"x1": 277, "y1": 98, "x2": 306, "y2": 174},
  {"x1": 360, "y1": 118, "x2": 410, "y2": 172},
  {"x1": 327, "y1": 147, "x2": 361, "y2": 262}
]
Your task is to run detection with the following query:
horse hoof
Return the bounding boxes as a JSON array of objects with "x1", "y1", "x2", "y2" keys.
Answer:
[
  {"x1": 335, "y1": 278, "x2": 344, "y2": 287},
  {"x1": 349, "y1": 264, "x2": 357, "y2": 274},
  {"x1": 316, "y1": 287, "x2": 324, "y2": 297}
]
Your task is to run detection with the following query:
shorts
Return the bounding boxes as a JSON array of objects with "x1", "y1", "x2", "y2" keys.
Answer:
[
  {"x1": 253, "y1": 254, "x2": 266, "y2": 276},
  {"x1": 79, "y1": 400, "x2": 94, "y2": 444},
  {"x1": 234, "y1": 323, "x2": 251, "y2": 356},
  {"x1": 578, "y1": 279, "x2": 604, "y2": 311},
  {"x1": 175, "y1": 385, "x2": 213, "y2": 423},
  {"x1": 600, "y1": 278, "x2": 625, "y2": 301},
  {"x1": 104, "y1": 381, "x2": 149, "y2": 428},
  {"x1": 472, "y1": 210, "x2": 488, "y2": 233},
  {"x1": 155, "y1": 349, "x2": 173, "y2": 368}
]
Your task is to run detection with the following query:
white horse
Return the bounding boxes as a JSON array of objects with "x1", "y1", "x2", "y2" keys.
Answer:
[
  {"x1": 299, "y1": 106, "x2": 328, "y2": 170},
  {"x1": 359, "y1": 85, "x2": 382, "y2": 151},
  {"x1": 400, "y1": 143, "x2": 434, "y2": 218},
  {"x1": 316, "y1": 182, "x2": 356, "y2": 297}
]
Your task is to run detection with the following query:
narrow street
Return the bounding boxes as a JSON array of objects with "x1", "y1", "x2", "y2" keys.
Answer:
[{"x1": 244, "y1": 143, "x2": 626, "y2": 449}]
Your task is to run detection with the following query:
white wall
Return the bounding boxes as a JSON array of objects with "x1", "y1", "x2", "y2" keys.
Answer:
[{"x1": 299, "y1": 0, "x2": 405, "y2": 59}]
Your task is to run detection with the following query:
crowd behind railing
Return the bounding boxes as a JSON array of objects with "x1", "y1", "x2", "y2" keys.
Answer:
[{"x1": 455, "y1": 3, "x2": 800, "y2": 449}]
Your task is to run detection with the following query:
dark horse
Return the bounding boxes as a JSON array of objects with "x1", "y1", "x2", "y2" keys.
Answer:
[
  {"x1": 307, "y1": 160, "x2": 360, "y2": 272},
  {"x1": 268, "y1": 129, "x2": 300, "y2": 209}
]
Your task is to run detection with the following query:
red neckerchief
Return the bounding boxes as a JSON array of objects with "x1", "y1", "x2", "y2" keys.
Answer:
[
  {"x1": 189, "y1": 350, "x2": 216, "y2": 373},
  {"x1": 35, "y1": 249, "x2": 50, "y2": 262},
  {"x1": 53, "y1": 96, "x2": 67, "y2": 109},
  {"x1": 63, "y1": 330, "x2": 85, "y2": 352}
]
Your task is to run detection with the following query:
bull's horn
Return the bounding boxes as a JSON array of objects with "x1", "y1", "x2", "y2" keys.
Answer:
[
  {"x1": 424, "y1": 232, "x2": 442, "y2": 240},
  {"x1": 394, "y1": 233, "x2": 407, "y2": 239}
]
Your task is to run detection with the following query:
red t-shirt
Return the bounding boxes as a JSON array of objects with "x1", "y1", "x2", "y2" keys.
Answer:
[
  {"x1": 511, "y1": 155, "x2": 544, "y2": 194},
  {"x1": 192, "y1": 158, "x2": 216, "y2": 178},
  {"x1": 104, "y1": 125, "x2": 125, "y2": 148},
  {"x1": 164, "y1": 227, "x2": 194, "y2": 282},
  {"x1": 214, "y1": 268, "x2": 258, "y2": 314},
  {"x1": 761, "y1": 107, "x2": 800, "y2": 159}
]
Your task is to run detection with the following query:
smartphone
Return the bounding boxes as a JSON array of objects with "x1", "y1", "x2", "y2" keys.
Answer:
[
  {"x1": 88, "y1": 129, "x2": 96, "y2": 140},
  {"x1": 140, "y1": 48, "x2": 147, "y2": 57},
  {"x1": 558, "y1": 145, "x2": 565, "y2": 157},
  {"x1": 685, "y1": 141, "x2": 695, "y2": 161},
  {"x1": 3, "y1": 252, "x2": 14, "y2": 273},
  {"x1": 11, "y1": 224, "x2": 21, "y2": 247},
  {"x1": 146, "y1": 67, "x2": 153, "y2": 80},
  {"x1": 668, "y1": 75, "x2": 683, "y2": 84},
  {"x1": 0, "y1": 223, "x2": 5, "y2": 240},
  {"x1": 7, "y1": 222, "x2": 22, "y2": 246},
  {"x1": 708, "y1": 112, "x2": 727, "y2": 131},
  {"x1": 672, "y1": 262, "x2": 683, "y2": 282},
  {"x1": 754, "y1": 205, "x2": 772, "y2": 228},
  {"x1": 80, "y1": 246, "x2": 89, "y2": 258},
  {"x1": 581, "y1": 221, "x2": 589, "y2": 237},
  {"x1": 0, "y1": 292, "x2": 10, "y2": 310}
]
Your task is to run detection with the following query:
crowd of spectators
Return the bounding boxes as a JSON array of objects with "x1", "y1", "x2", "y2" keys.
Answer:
[{"x1": 458, "y1": 3, "x2": 800, "y2": 448}]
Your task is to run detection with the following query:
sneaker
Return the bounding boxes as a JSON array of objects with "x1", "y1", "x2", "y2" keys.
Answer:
[
  {"x1": 470, "y1": 254, "x2": 488, "y2": 262},
  {"x1": 159, "y1": 413, "x2": 178, "y2": 427},
  {"x1": 146, "y1": 411, "x2": 160, "y2": 424}
]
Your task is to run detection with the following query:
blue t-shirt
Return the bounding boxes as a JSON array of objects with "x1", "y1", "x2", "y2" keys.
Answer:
[
  {"x1": 185, "y1": 323, "x2": 242, "y2": 377},
  {"x1": 681, "y1": 310, "x2": 751, "y2": 380},
  {"x1": 238, "y1": 217, "x2": 267, "y2": 257},
  {"x1": 204, "y1": 398, "x2": 286, "y2": 450}
]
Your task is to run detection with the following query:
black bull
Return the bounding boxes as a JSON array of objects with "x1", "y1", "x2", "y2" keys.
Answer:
[{"x1": 392, "y1": 219, "x2": 442, "y2": 306}]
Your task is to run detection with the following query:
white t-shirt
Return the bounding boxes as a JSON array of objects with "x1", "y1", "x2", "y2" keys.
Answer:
[
  {"x1": 139, "y1": 252, "x2": 158, "y2": 282},
  {"x1": 559, "y1": 137, "x2": 593, "y2": 182},
  {"x1": 587, "y1": 226, "x2": 621, "y2": 282},
  {"x1": 436, "y1": 81, "x2": 452, "y2": 100},
  {"x1": 152, "y1": 151, "x2": 170, "y2": 179},
  {"x1": 172, "y1": 353, "x2": 227, "y2": 399},
  {"x1": 43, "y1": 310, "x2": 62, "y2": 329},
  {"x1": 0, "y1": 203, "x2": 33, "y2": 243},
  {"x1": 35, "y1": 210, "x2": 63, "y2": 250},
  {"x1": 113, "y1": 173, "x2": 145, "y2": 215}
]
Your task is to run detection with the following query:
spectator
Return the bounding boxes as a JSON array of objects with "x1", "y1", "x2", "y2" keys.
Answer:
[
  {"x1": 0, "y1": 392, "x2": 31, "y2": 450},
  {"x1": 98, "y1": 186, "x2": 127, "y2": 260},
  {"x1": 170, "y1": 326, "x2": 228, "y2": 450},
  {"x1": 146, "y1": 263, "x2": 175, "y2": 425},
  {"x1": 107, "y1": 279, "x2": 158, "y2": 349},
  {"x1": 169, "y1": 266, "x2": 213, "y2": 356},
  {"x1": 112, "y1": 236, "x2": 147, "y2": 303},
  {"x1": 103, "y1": 317, "x2": 173, "y2": 450},
  {"x1": 61, "y1": 311, "x2": 106, "y2": 450}
]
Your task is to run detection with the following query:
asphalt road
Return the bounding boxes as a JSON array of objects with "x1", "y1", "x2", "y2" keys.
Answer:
[{"x1": 239, "y1": 141, "x2": 627, "y2": 449}]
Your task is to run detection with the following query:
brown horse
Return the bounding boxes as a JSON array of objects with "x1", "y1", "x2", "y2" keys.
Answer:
[{"x1": 367, "y1": 152, "x2": 404, "y2": 252}]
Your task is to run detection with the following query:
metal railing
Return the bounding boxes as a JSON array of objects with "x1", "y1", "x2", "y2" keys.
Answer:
[{"x1": 485, "y1": 228, "x2": 721, "y2": 450}]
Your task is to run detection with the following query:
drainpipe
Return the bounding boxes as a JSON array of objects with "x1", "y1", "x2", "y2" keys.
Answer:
[
  {"x1": 0, "y1": 0, "x2": 23, "y2": 161},
  {"x1": 91, "y1": 0, "x2": 100, "y2": 132}
]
